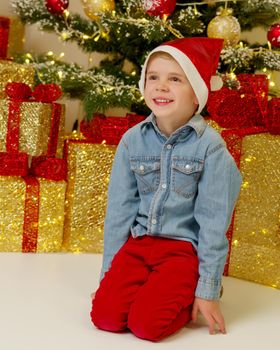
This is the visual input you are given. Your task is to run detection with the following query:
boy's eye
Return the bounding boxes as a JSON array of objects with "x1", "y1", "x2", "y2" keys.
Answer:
[
  {"x1": 170, "y1": 76, "x2": 181, "y2": 82},
  {"x1": 147, "y1": 75, "x2": 158, "y2": 80}
]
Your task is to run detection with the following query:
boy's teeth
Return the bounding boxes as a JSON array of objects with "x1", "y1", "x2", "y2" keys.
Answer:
[{"x1": 155, "y1": 99, "x2": 172, "y2": 102}]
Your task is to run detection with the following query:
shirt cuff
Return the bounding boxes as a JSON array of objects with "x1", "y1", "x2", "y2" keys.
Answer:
[{"x1": 195, "y1": 276, "x2": 222, "y2": 300}]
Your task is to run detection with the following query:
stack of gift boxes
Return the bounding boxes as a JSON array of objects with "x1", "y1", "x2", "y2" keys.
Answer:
[
  {"x1": 0, "y1": 17, "x2": 144, "y2": 255},
  {"x1": 0, "y1": 15, "x2": 66, "y2": 253},
  {"x1": 0, "y1": 73, "x2": 144, "y2": 254},
  {"x1": 0, "y1": 81, "x2": 66, "y2": 252},
  {"x1": 207, "y1": 74, "x2": 280, "y2": 290},
  {"x1": 0, "y1": 15, "x2": 279, "y2": 290}
]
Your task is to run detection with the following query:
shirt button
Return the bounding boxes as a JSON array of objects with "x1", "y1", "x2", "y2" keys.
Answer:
[
  {"x1": 161, "y1": 183, "x2": 167, "y2": 189},
  {"x1": 185, "y1": 164, "x2": 191, "y2": 170},
  {"x1": 166, "y1": 144, "x2": 172, "y2": 149},
  {"x1": 139, "y1": 165, "x2": 144, "y2": 171},
  {"x1": 151, "y1": 219, "x2": 157, "y2": 225}
]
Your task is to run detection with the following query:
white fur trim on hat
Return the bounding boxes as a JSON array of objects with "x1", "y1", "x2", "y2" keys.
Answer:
[{"x1": 139, "y1": 45, "x2": 209, "y2": 114}]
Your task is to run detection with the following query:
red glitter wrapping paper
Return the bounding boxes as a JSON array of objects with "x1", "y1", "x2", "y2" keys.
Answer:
[
  {"x1": 0, "y1": 17, "x2": 9, "y2": 59},
  {"x1": 267, "y1": 98, "x2": 280, "y2": 134},
  {"x1": 0, "y1": 152, "x2": 28, "y2": 176},
  {"x1": 207, "y1": 74, "x2": 269, "y2": 128},
  {"x1": 80, "y1": 113, "x2": 146, "y2": 145}
]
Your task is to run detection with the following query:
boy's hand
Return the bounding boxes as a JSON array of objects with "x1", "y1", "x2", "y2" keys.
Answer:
[{"x1": 191, "y1": 297, "x2": 226, "y2": 335}]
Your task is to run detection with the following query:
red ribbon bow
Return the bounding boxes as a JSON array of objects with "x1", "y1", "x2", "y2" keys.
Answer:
[{"x1": 5, "y1": 82, "x2": 62, "y2": 102}]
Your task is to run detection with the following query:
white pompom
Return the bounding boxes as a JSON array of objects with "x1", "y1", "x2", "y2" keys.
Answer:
[{"x1": 210, "y1": 75, "x2": 223, "y2": 91}]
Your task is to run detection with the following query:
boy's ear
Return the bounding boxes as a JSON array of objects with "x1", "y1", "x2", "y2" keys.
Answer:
[{"x1": 193, "y1": 95, "x2": 199, "y2": 113}]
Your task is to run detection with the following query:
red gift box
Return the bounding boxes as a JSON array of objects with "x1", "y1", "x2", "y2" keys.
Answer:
[
  {"x1": 207, "y1": 74, "x2": 268, "y2": 128},
  {"x1": 267, "y1": 98, "x2": 280, "y2": 134},
  {"x1": 80, "y1": 113, "x2": 146, "y2": 145}
]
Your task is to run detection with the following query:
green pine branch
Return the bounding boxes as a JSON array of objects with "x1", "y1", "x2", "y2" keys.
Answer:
[{"x1": 12, "y1": 0, "x2": 280, "y2": 119}]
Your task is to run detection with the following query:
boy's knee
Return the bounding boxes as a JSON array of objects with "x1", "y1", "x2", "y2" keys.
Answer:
[
  {"x1": 127, "y1": 302, "x2": 191, "y2": 341},
  {"x1": 128, "y1": 310, "x2": 164, "y2": 341},
  {"x1": 90, "y1": 299, "x2": 127, "y2": 332}
]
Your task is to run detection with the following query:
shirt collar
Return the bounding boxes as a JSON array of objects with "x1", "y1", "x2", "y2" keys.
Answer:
[{"x1": 141, "y1": 113, "x2": 206, "y2": 138}]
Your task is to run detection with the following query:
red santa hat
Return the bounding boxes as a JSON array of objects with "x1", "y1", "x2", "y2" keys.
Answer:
[{"x1": 139, "y1": 37, "x2": 224, "y2": 114}]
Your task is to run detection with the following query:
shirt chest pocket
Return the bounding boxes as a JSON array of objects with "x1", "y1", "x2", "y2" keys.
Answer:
[
  {"x1": 172, "y1": 159, "x2": 204, "y2": 198},
  {"x1": 130, "y1": 158, "x2": 160, "y2": 194}
]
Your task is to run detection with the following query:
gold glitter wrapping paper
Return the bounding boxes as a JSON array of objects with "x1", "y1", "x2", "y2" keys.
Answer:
[
  {"x1": 0, "y1": 177, "x2": 66, "y2": 252},
  {"x1": 0, "y1": 99, "x2": 65, "y2": 158},
  {"x1": 0, "y1": 60, "x2": 34, "y2": 98},
  {"x1": 229, "y1": 133, "x2": 280, "y2": 289},
  {"x1": 63, "y1": 141, "x2": 116, "y2": 253},
  {"x1": 7, "y1": 17, "x2": 25, "y2": 58}
]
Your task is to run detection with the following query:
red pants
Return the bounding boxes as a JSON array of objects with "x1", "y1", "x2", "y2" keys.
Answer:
[{"x1": 91, "y1": 235, "x2": 199, "y2": 341}]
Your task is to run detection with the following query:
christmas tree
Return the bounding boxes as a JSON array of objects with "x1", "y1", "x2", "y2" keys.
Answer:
[{"x1": 11, "y1": 0, "x2": 280, "y2": 120}]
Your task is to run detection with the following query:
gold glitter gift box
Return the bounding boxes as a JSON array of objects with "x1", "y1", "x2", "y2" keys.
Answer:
[
  {"x1": 0, "y1": 60, "x2": 35, "y2": 98},
  {"x1": 63, "y1": 139, "x2": 116, "y2": 253},
  {"x1": 0, "y1": 16, "x2": 25, "y2": 59},
  {"x1": 221, "y1": 128, "x2": 280, "y2": 290},
  {"x1": 0, "y1": 83, "x2": 65, "y2": 158},
  {"x1": 0, "y1": 176, "x2": 66, "y2": 252}
]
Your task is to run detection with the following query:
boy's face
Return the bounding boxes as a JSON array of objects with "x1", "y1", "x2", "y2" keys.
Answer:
[{"x1": 144, "y1": 54, "x2": 198, "y2": 130}]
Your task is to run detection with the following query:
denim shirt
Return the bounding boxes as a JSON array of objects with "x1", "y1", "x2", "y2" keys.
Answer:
[{"x1": 101, "y1": 113, "x2": 242, "y2": 300}]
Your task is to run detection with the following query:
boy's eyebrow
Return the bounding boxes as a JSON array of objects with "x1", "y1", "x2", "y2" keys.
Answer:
[{"x1": 146, "y1": 71, "x2": 186, "y2": 78}]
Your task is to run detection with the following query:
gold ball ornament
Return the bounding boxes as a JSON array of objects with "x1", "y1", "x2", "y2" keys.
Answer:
[
  {"x1": 81, "y1": 0, "x2": 115, "y2": 21},
  {"x1": 207, "y1": 8, "x2": 241, "y2": 47}
]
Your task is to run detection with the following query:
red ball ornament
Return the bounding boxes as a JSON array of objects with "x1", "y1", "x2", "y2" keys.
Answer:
[
  {"x1": 267, "y1": 23, "x2": 280, "y2": 48},
  {"x1": 143, "y1": 0, "x2": 176, "y2": 18},
  {"x1": 45, "y1": 0, "x2": 69, "y2": 15}
]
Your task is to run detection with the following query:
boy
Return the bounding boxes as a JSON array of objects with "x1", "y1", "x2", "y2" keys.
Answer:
[{"x1": 90, "y1": 37, "x2": 242, "y2": 341}]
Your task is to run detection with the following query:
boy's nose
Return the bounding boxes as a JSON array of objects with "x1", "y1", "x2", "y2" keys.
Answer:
[{"x1": 156, "y1": 83, "x2": 169, "y2": 92}]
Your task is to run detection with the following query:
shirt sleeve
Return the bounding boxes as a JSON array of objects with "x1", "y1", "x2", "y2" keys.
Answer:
[
  {"x1": 100, "y1": 138, "x2": 140, "y2": 281},
  {"x1": 194, "y1": 143, "x2": 242, "y2": 300}
]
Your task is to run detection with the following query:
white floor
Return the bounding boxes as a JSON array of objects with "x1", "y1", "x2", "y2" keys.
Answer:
[{"x1": 0, "y1": 253, "x2": 279, "y2": 350}]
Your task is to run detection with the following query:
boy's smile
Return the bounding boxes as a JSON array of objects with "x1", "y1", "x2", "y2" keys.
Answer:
[
  {"x1": 153, "y1": 98, "x2": 174, "y2": 106},
  {"x1": 144, "y1": 54, "x2": 198, "y2": 136}
]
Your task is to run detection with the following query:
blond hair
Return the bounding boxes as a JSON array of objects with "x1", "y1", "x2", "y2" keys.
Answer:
[{"x1": 147, "y1": 51, "x2": 175, "y2": 65}]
